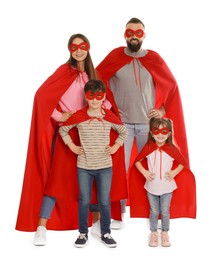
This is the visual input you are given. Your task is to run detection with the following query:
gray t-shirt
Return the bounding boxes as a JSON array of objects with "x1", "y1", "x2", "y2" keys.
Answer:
[{"x1": 109, "y1": 48, "x2": 155, "y2": 124}]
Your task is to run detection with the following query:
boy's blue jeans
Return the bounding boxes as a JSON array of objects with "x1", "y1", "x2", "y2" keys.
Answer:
[{"x1": 77, "y1": 167, "x2": 112, "y2": 235}]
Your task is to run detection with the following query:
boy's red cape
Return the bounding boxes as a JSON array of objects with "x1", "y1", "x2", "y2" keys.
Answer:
[
  {"x1": 45, "y1": 106, "x2": 127, "y2": 214},
  {"x1": 15, "y1": 64, "x2": 124, "y2": 232},
  {"x1": 129, "y1": 141, "x2": 196, "y2": 219},
  {"x1": 96, "y1": 47, "x2": 190, "y2": 166}
]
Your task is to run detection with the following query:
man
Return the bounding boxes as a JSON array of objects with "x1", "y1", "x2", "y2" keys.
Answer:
[{"x1": 95, "y1": 17, "x2": 189, "y2": 229}]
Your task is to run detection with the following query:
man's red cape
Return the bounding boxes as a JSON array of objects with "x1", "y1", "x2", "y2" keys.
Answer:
[
  {"x1": 96, "y1": 47, "x2": 190, "y2": 166},
  {"x1": 45, "y1": 106, "x2": 128, "y2": 217},
  {"x1": 15, "y1": 64, "x2": 124, "y2": 231},
  {"x1": 129, "y1": 141, "x2": 196, "y2": 219}
]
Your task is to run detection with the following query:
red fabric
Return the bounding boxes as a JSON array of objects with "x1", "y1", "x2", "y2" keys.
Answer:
[
  {"x1": 129, "y1": 141, "x2": 196, "y2": 219},
  {"x1": 96, "y1": 47, "x2": 190, "y2": 166},
  {"x1": 45, "y1": 107, "x2": 128, "y2": 217},
  {"x1": 15, "y1": 64, "x2": 83, "y2": 231},
  {"x1": 15, "y1": 64, "x2": 126, "y2": 232}
]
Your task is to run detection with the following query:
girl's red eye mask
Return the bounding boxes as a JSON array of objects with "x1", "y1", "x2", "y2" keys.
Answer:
[{"x1": 152, "y1": 127, "x2": 170, "y2": 135}]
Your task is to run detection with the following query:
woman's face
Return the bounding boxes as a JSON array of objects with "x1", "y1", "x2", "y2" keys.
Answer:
[{"x1": 70, "y1": 37, "x2": 89, "y2": 62}]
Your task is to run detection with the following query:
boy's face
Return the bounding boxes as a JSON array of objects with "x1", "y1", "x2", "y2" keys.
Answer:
[{"x1": 85, "y1": 91, "x2": 106, "y2": 109}]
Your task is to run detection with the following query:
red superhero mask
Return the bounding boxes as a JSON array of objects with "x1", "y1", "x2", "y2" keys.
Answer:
[
  {"x1": 124, "y1": 29, "x2": 144, "y2": 38},
  {"x1": 69, "y1": 42, "x2": 89, "y2": 53},
  {"x1": 152, "y1": 127, "x2": 170, "y2": 135},
  {"x1": 85, "y1": 91, "x2": 105, "y2": 100}
]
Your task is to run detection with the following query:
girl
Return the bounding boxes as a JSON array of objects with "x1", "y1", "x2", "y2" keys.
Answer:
[{"x1": 129, "y1": 118, "x2": 196, "y2": 247}]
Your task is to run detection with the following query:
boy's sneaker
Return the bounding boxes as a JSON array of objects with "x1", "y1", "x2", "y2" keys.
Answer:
[
  {"x1": 74, "y1": 233, "x2": 88, "y2": 248},
  {"x1": 33, "y1": 226, "x2": 47, "y2": 246},
  {"x1": 90, "y1": 220, "x2": 101, "y2": 237},
  {"x1": 101, "y1": 233, "x2": 117, "y2": 248}
]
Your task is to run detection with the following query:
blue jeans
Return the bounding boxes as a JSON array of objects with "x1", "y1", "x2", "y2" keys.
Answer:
[
  {"x1": 77, "y1": 167, "x2": 112, "y2": 235},
  {"x1": 120, "y1": 123, "x2": 150, "y2": 213},
  {"x1": 147, "y1": 191, "x2": 172, "y2": 232},
  {"x1": 40, "y1": 195, "x2": 56, "y2": 219}
]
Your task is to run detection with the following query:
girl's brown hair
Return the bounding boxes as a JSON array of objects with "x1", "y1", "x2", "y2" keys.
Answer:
[{"x1": 67, "y1": 33, "x2": 97, "y2": 80}]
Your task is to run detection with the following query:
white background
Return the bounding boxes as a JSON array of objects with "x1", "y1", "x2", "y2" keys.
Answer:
[{"x1": 0, "y1": 0, "x2": 217, "y2": 259}]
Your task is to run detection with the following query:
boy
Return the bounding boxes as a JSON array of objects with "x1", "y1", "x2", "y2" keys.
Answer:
[{"x1": 59, "y1": 79, "x2": 128, "y2": 248}]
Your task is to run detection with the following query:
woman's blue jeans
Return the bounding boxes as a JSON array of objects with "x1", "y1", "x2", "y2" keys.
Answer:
[
  {"x1": 40, "y1": 195, "x2": 56, "y2": 219},
  {"x1": 147, "y1": 191, "x2": 173, "y2": 232},
  {"x1": 77, "y1": 167, "x2": 112, "y2": 235}
]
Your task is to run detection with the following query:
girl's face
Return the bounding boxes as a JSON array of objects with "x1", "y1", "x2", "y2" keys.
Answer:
[
  {"x1": 70, "y1": 37, "x2": 89, "y2": 62},
  {"x1": 151, "y1": 124, "x2": 170, "y2": 146}
]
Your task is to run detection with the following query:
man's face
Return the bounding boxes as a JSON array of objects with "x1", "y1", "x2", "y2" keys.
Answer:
[{"x1": 124, "y1": 23, "x2": 145, "y2": 52}]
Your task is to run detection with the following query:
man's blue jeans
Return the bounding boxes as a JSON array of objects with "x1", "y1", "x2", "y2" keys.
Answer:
[{"x1": 120, "y1": 123, "x2": 149, "y2": 213}]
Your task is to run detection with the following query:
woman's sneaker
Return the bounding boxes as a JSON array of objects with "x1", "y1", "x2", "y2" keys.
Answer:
[
  {"x1": 149, "y1": 231, "x2": 158, "y2": 247},
  {"x1": 74, "y1": 233, "x2": 88, "y2": 248},
  {"x1": 101, "y1": 233, "x2": 117, "y2": 248},
  {"x1": 33, "y1": 226, "x2": 47, "y2": 246}
]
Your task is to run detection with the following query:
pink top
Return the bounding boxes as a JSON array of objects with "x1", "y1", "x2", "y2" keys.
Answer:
[
  {"x1": 51, "y1": 71, "x2": 112, "y2": 123},
  {"x1": 51, "y1": 71, "x2": 88, "y2": 122},
  {"x1": 144, "y1": 149, "x2": 177, "y2": 195}
]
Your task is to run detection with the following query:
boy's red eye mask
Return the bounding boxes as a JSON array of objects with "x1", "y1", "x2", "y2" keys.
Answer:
[
  {"x1": 152, "y1": 127, "x2": 170, "y2": 135},
  {"x1": 85, "y1": 92, "x2": 105, "y2": 100},
  {"x1": 69, "y1": 42, "x2": 89, "y2": 52}
]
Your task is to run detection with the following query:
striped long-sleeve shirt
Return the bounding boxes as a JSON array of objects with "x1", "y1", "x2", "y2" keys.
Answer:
[{"x1": 59, "y1": 116, "x2": 127, "y2": 170}]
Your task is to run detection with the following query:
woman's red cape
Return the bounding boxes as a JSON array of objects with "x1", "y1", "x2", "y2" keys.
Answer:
[{"x1": 15, "y1": 64, "x2": 125, "y2": 231}]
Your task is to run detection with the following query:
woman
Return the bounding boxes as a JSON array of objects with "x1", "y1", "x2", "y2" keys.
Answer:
[{"x1": 16, "y1": 34, "x2": 100, "y2": 244}]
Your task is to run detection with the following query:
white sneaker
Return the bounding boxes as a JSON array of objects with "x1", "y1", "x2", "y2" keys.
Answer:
[
  {"x1": 33, "y1": 226, "x2": 47, "y2": 246},
  {"x1": 90, "y1": 220, "x2": 101, "y2": 237},
  {"x1": 110, "y1": 214, "x2": 124, "y2": 230}
]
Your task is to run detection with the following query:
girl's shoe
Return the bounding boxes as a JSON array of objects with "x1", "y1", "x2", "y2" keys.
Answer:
[
  {"x1": 161, "y1": 231, "x2": 171, "y2": 247},
  {"x1": 149, "y1": 231, "x2": 158, "y2": 247}
]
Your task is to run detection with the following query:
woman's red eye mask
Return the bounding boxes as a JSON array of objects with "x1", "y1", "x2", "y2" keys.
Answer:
[{"x1": 69, "y1": 42, "x2": 89, "y2": 52}]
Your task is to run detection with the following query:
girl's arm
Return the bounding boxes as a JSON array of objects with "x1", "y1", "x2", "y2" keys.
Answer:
[
  {"x1": 135, "y1": 161, "x2": 155, "y2": 182},
  {"x1": 165, "y1": 164, "x2": 184, "y2": 181}
]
